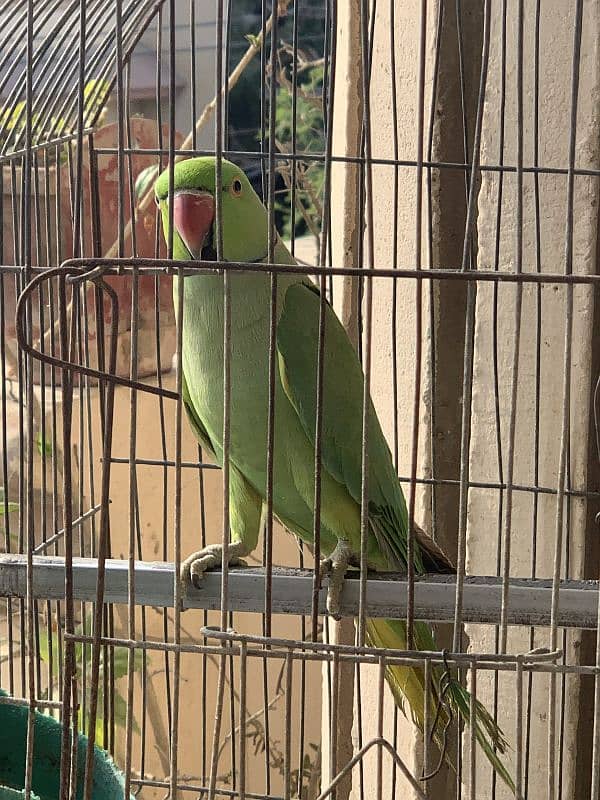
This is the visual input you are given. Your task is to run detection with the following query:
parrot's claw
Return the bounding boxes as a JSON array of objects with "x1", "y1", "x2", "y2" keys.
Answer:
[
  {"x1": 320, "y1": 539, "x2": 355, "y2": 621},
  {"x1": 180, "y1": 542, "x2": 249, "y2": 594}
]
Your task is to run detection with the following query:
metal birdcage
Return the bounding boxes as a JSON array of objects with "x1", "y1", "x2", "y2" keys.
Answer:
[{"x1": 0, "y1": 2, "x2": 598, "y2": 800}]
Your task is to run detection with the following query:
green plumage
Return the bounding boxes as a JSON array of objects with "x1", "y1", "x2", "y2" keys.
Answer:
[{"x1": 156, "y1": 156, "x2": 514, "y2": 791}]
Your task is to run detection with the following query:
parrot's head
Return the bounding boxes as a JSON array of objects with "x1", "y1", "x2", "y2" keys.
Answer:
[{"x1": 155, "y1": 157, "x2": 269, "y2": 264}]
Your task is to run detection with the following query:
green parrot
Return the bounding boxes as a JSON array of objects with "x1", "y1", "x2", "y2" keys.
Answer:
[{"x1": 155, "y1": 156, "x2": 513, "y2": 789}]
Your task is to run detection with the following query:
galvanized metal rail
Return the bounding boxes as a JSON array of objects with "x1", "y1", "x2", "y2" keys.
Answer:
[{"x1": 0, "y1": 554, "x2": 597, "y2": 629}]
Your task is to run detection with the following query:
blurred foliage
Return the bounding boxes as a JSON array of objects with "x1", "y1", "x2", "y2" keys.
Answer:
[
  {"x1": 0, "y1": 487, "x2": 18, "y2": 515},
  {"x1": 82, "y1": 78, "x2": 111, "y2": 129},
  {"x1": 135, "y1": 163, "x2": 160, "y2": 201},
  {"x1": 228, "y1": 0, "x2": 326, "y2": 239},
  {"x1": 214, "y1": 656, "x2": 321, "y2": 796},
  {"x1": 35, "y1": 431, "x2": 52, "y2": 457},
  {"x1": 0, "y1": 78, "x2": 110, "y2": 159},
  {"x1": 269, "y1": 55, "x2": 324, "y2": 240},
  {"x1": 39, "y1": 612, "x2": 145, "y2": 748}
]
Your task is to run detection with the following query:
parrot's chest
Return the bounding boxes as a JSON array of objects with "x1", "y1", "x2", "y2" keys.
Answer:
[{"x1": 177, "y1": 273, "x2": 284, "y2": 455}]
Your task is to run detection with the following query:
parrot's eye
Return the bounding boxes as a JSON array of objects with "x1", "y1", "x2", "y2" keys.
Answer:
[{"x1": 231, "y1": 178, "x2": 243, "y2": 197}]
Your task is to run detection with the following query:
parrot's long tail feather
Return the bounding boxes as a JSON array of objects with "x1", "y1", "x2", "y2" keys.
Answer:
[{"x1": 366, "y1": 618, "x2": 514, "y2": 793}]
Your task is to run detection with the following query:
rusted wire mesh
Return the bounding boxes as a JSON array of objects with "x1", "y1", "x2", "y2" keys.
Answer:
[{"x1": 0, "y1": 2, "x2": 599, "y2": 800}]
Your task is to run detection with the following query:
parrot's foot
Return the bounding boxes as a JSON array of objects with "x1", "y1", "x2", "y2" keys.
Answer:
[
  {"x1": 319, "y1": 539, "x2": 358, "y2": 621},
  {"x1": 180, "y1": 541, "x2": 249, "y2": 592}
]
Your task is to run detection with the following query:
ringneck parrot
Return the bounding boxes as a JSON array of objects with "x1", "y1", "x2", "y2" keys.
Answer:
[{"x1": 155, "y1": 156, "x2": 512, "y2": 789}]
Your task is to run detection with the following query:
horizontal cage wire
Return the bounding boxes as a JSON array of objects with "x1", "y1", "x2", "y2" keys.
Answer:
[{"x1": 0, "y1": 1, "x2": 598, "y2": 800}]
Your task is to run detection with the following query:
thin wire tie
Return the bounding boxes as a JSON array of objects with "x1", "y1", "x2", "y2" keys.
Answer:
[{"x1": 420, "y1": 649, "x2": 454, "y2": 783}]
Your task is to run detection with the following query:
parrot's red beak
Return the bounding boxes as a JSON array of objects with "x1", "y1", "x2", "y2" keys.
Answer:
[{"x1": 172, "y1": 190, "x2": 215, "y2": 259}]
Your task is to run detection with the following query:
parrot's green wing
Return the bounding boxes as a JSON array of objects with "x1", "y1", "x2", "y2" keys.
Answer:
[
  {"x1": 182, "y1": 372, "x2": 218, "y2": 461},
  {"x1": 276, "y1": 280, "x2": 416, "y2": 570},
  {"x1": 183, "y1": 372, "x2": 263, "y2": 547}
]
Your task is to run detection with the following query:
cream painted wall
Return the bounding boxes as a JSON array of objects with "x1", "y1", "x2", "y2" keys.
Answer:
[
  {"x1": 326, "y1": 1, "x2": 599, "y2": 799},
  {"x1": 465, "y1": 3, "x2": 599, "y2": 798}
]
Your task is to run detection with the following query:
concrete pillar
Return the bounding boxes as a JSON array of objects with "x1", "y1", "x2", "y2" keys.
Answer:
[
  {"x1": 321, "y1": 3, "x2": 362, "y2": 798},
  {"x1": 465, "y1": 3, "x2": 599, "y2": 798},
  {"x1": 327, "y1": 1, "x2": 484, "y2": 798}
]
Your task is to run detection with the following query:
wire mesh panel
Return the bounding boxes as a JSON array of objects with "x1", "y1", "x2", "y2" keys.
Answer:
[{"x1": 0, "y1": 2, "x2": 599, "y2": 800}]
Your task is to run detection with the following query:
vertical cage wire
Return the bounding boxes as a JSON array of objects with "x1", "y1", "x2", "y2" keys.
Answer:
[{"x1": 0, "y1": 2, "x2": 598, "y2": 800}]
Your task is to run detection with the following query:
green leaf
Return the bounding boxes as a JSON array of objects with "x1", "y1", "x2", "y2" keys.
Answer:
[
  {"x1": 95, "y1": 713, "x2": 107, "y2": 749},
  {"x1": 0, "y1": 101, "x2": 25, "y2": 133},
  {"x1": 112, "y1": 647, "x2": 144, "y2": 680},
  {"x1": 135, "y1": 164, "x2": 159, "y2": 202},
  {"x1": 112, "y1": 648, "x2": 128, "y2": 680},
  {"x1": 0, "y1": 486, "x2": 18, "y2": 514},
  {"x1": 261, "y1": 58, "x2": 324, "y2": 239},
  {"x1": 84, "y1": 78, "x2": 110, "y2": 104},
  {"x1": 38, "y1": 628, "x2": 60, "y2": 666},
  {"x1": 113, "y1": 691, "x2": 139, "y2": 734},
  {"x1": 83, "y1": 78, "x2": 111, "y2": 127},
  {"x1": 36, "y1": 431, "x2": 52, "y2": 457},
  {"x1": 77, "y1": 705, "x2": 109, "y2": 749}
]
